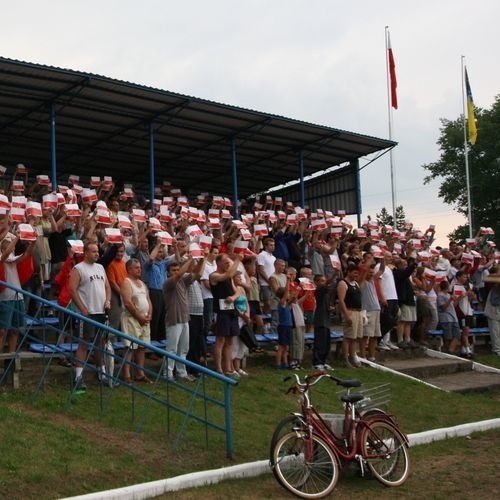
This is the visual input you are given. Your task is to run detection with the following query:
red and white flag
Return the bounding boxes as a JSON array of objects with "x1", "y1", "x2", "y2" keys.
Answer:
[{"x1": 387, "y1": 30, "x2": 398, "y2": 109}]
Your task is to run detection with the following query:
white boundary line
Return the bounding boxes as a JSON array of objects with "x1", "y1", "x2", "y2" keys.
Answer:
[{"x1": 63, "y1": 418, "x2": 500, "y2": 500}]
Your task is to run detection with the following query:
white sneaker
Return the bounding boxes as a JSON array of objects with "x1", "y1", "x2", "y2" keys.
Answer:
[
  {"x1": 323, "y1": 363, "x2": 334, "y2": 371},
  {"x1": 378, "y1": 341, "x2": 391, "y2": 351},
  {"x1": 313, "y1": 364, "x2": 325, "y2": 371},
  {"x1": 237, "y1": 369, "x2": 249, "y2": 376},
  {"x1": 387, "y1": 341, "x2": 400, "y2": 350}
]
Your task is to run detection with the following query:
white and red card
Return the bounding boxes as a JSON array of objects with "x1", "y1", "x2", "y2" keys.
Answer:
[
  {"x1": 186, "y1": 224, "x2": 203, "y2": 238},
  {"x1": 118, "y1": 214, "x2": 133, "y2": 229},
  {"x1": 69, "y1": 240, "x2": 84, "y2": 254},
  {"x1": 11, "y1": 196, "x2": 27, "y2": 209},
  {"x1": 81, "y1": 188, "x2": 97, "y2": 204},
  {"x1": 299, "y1": 278, "x2": 316, "y2": 291},
  {"x1": 105, "y1": 228, "x2": 122, "y2": 244},
  {"x1": 157, "y1": 231, "x2": 173, "y2": 246},
  {"x1": 18, "y1": 223, "x2": 36, "y2": 241},
  {"x1": 65, "y1": 204, "x2": 81, "y2": 217},
  {"x1": 10, "y1": 207, "x2": 25, "y2": 223},
  {"x1": 132, "y1": 209, "x2": 146, "y2": 223},
  {"x1": 189, "y1": 242, "x2": 204, "y2": 259},
  {"x1": 254, "y1": 224, "x2": 268, "y2": 237},
  {"x1": 42, "y1": 193, "x2": 58, "y2": 210},
  {"x1": 199, "y1": 235, "x2": 213, "y2": 250},
  {"x1": 148, "y1": 217, "x2": 162, "y2": 232}
]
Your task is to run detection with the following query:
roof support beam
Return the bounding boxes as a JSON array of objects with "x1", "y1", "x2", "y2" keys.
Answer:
[
  {"x1": 50, "y1": 102, "x2": 57, "y2": 188},
  {"x1": 299, "y1": 150, "x2": 305, "y2": 208},
  {"x1": 353, "y1": 159, "x2": 362, "y2": 227},
  {"x1": 149, "y1": 123, "x2": 155, "y2": 216},
  {"x1": 231, "y1": 138, "x2": 239, "y2": 219}
]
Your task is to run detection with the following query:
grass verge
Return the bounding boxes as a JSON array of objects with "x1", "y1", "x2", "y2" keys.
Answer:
[{"x1": 0, "y1": 348, "x2": 499, "y2": 498}]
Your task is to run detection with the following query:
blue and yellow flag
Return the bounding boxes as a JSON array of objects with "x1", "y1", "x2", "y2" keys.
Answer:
[{"x1": 464, "y1": 67, "x2": 477, "y2": 145}]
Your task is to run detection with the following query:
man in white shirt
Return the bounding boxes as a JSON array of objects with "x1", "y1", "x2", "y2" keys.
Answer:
[
  {"x1": 69, "y1": 242, "x2": 112, "y2": 392},
  {"x1": 376, "y1": 252, "x2": 400, "y2": 350},
  {"x1": 257, "y1": 237, "x2": 276, "y2": 314}
]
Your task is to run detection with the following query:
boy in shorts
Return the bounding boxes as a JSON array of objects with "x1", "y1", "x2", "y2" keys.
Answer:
[{"x1": 437, "y1": 281, "x2": 462, "y2": 353}]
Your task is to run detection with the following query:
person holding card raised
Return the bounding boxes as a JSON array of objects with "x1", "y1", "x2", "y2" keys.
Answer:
[
  {"x1": 0, "y1": 230, "x2": 35, "y2": 367},
  {"x1": 209, "y1": 253, "x2": 243, "y2": 377},
  {"x1": 163, "y1": 256, "x2": 205, "y2": 382}
]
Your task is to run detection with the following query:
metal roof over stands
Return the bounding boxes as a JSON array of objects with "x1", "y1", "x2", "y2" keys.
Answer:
[{"x1": 0, "y1": 56, "x2": 396, "y2": 198}]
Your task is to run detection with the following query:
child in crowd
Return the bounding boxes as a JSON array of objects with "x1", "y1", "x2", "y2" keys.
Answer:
[
  {"x1": 299, "y1": 266, "x2": 316, "y2": 333},
  {"x1": 436, "y1": 280, "x2": 462, "y2": 353},
  {"x1": 275, "y1": 277, "x2": 292, "y2": 369},
  {"x1": 287, "y1": 266, "x2": 309, "y2": 370},
  {"x1": 231, "y1": 271, "x2": 251, "y2": 377}
]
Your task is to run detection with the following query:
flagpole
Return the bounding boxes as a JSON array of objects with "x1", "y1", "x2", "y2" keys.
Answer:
[
  {"x1": 385, "y1": 26, "x2": 397, "y2": 226},
  {"x1": 461, "y1": 56, "x2": 473, "y2": 238}
]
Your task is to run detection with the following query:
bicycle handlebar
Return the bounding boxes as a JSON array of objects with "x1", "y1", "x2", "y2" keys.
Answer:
[{"x1": 284, "y1": 371, "x2": 361, "y2": 393}]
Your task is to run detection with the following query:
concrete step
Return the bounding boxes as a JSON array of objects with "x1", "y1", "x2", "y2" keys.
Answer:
[
  {"x1": 424, "y1": 370, "x2": 500, "y2": 393},
  {"x1": 375, "y1": 349, "x2": 500, "y2": 393},
  {"x1": 376, "y1": 345, "x2": 428, "y2": 362},
  {"x1": 381, "y1": 356, "x2": 473, "y2": 379}
]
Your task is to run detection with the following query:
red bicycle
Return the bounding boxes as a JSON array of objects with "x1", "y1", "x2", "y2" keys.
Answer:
[{"x1": 270, "y1": 372, "x2": 410, "y2": 498}]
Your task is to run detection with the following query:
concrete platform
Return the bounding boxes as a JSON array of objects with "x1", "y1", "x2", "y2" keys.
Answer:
[
  {"x1": 425, "y1": 370, "x2": 500, "y2": 393},
  {"x1": 373, "y1": 347, "x2": 500, "y2": 393},
  {"x1": 382, "y1": 356, "x2": 473, "y2": 379}
]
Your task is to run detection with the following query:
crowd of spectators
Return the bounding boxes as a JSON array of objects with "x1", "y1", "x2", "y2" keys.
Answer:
[{"x1": 1, "y1": 164, "x2": 499, "y2": 382}]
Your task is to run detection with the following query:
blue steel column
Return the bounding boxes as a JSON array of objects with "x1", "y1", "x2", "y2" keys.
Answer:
[
  {"x1": 299, "y1": 150, "x2": 305, "y2": 207},
  {"x1": 149, "y1": 123, "x2": 155, "y2": 215},
  {"x1": 50, "y1": 103, "x2": 57, "y2": 188},
  {"x1": 231, "y1": 137, "x2": 239, "y2": 219},
  {"x1": 353, "y1": 159, "x2": 362, "y2": 227}
]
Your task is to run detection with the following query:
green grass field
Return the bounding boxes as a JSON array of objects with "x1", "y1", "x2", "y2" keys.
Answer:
[{"x1": 1, "y1": 347, "x2": 499, "y2": 498}]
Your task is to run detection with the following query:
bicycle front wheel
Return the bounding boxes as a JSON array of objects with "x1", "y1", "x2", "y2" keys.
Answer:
[
  {"x1": 269, "y1": 415, "x2": 305, "y2": 465},
  {"x1": 360, "y1": 421, "x2": 410, "y2": 486},
  {"x1": 272, "y1": 431, "x2": 340, "y2": 499}
]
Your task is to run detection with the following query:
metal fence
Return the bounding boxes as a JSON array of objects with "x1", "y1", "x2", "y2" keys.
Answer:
[{"x1": 0, "y1": 283, "x2": 237, "y2": 458}]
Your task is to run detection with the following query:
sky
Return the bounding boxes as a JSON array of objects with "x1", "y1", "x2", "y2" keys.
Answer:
[{"x1": 1, "y1": 0, "x2": 499, "y2": 246}]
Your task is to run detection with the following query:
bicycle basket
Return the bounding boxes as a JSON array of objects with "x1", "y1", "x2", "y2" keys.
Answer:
[
  {"x1": 336, "y1": 382, "x2": 391, "y2": 411},
  {"x1": 318, "y1": 413, "x2": 344, "y2": 435}
]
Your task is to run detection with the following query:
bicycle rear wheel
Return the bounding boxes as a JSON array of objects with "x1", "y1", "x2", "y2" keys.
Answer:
[
  {"x1": 360, "y1": 420, "x2": 410, "y2": 486},
  {"x1": 272, "y1": 431, "x2": 340, "y2": 499}
]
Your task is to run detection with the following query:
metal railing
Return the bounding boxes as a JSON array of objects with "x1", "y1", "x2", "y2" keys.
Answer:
[{"x1": 0, "y1": 282, "x2": 237, "y2": 458}]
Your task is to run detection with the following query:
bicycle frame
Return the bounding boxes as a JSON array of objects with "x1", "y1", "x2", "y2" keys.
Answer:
[{"x1": 284, "y1": 372, "x2": 408, "y2": 466}]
